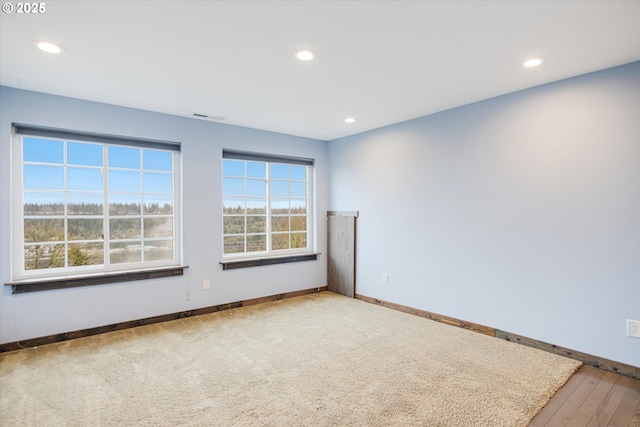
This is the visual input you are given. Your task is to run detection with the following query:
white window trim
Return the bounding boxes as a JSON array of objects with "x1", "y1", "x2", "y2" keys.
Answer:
[
  {"x1": 11, "y1": 126, "x2": 182, "y2": 281},
  {"x1": 222, "y1": 150, "x2": 315, "y2": 260}
]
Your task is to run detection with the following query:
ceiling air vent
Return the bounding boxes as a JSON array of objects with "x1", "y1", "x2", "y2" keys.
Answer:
[{"x1": 191, "y1": 113, "x2": 226, "y2": 121}]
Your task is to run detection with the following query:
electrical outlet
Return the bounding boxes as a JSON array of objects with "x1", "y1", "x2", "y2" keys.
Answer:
[
  {"x1": 382, "y1": 274, "x2": 388, "y2": 285},
  {"x1": 627, "y1": 320, "x2": 640, "y2": 338},
  {"x1": 202, "y1": 279, "x2": 210, "y2": 290}
]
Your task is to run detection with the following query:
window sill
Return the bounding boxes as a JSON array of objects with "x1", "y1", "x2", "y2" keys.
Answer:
[
  {"x1": 5, "y1": 265, "x2": 189, "y2": 294},
  {"x1": 220, "y1": 253, "x2": 319, "y2": 270}
]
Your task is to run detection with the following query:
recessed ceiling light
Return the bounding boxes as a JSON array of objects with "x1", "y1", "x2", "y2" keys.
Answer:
[
  {"x1": 345, "y1": 117, "x2": 356, "y2": 124},
  {"x1": 36, "y1": 41, "x2": 63, "y2": 54},
  {"x1": 295, "y1": 49, "x2": 316, "y2": 61},
  {"x1": 523, "y1": 57, "x2": 545, "y2": 68}
]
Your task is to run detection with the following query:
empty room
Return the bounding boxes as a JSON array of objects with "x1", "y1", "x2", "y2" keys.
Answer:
[{"x1": 0, "y1": 1, "x2": 638, "y2": 426}]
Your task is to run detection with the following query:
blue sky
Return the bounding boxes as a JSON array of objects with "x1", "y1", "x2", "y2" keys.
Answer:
[
  {"x1": 222, "y1": 159, "x2": 307, "y2": 212},
  {"x1": 23, "y1": 137, "x2": 173, "y2": 206}
]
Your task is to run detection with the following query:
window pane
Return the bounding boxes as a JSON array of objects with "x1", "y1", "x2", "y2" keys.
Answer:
[
  {"x1": 247, "y1": 235, "x2": 266, "y2": 252},
  {"x1": 247, "y1": 162, "x2": 266, "y2": 178},
  {"x1": 109, "y1": 170, "x2": 140, "y2": 192},
  {"x1": 247, "y1": 216, "x2": 266, "y2": 233},
  {"x1": 68, "y1": 243, "x2": 104, "y2": 266},
  {"x1": 291, "y1": 216, "x2": 306, "y2": 232},
  {"x1": 24, "y1": 138, "x2": 63, "y2": 164},
  {"x1": 246, "y1": 198, "x2": 266, "y2": 214},
  {"x1": 144, "y1": 240, "x2": 173, "y2": 261},
  {"x1": 271, "y1": 199, "x2": 288, "y2": 214},
  {"x1": 271, "y1": 180, "x2": 288, "y2": 197},
  {"x1": 271, "y1": 164, "x2": 288, "y2": 179},
  {"x1": 224, "y1": 236, "x2": 244, "y2": 254},
  {"x1": 290, "y1": 182, "x2": 306, "y2": 198},
  {"x1": 221, "y1": 157, "x2": 310, "y2": 258},
  {"x1": 110, "y1": 218, "x2": 141, "y2": 239},
  {"x1": 18, "y1": 135, "x2": 179, "y2": 278},
  {"x1": 144, "y1": 218, "x2": 173, "y2": 238},
  {"x1": 24, "y1": 192, "x2": 64, "y2": 215},
  {"x1": 290, "y1": 165, "x2": 306, "y2": 181},
  {"x1": 110, "y1": 242, "x2": 142, "y2": 264},
  {"x1": 223, "y1": 178, "x2": 244, "y2": 196},
  {"x1": 109, "y1": 146, "x2": 140, "y2": 169},
  {"x1": 291, "y1": 233, "x2": 307, "y2": 249},
  {"x1": 271, "y1": 216, "x2": 289, "y2": 232},
  {"x1": 144, "y1": 195, "x2": 173, "y2": 214},
  {"x1": 246, "y1": 179, "x2": 266, "y2": 197},
  {"x1": 24, "y1": 243, "x2": 65, "y2": 270},
  {"x1": 143, "y1": 172, "x2": 172, "y2": 193},
  {"x1": 24, "y1": 165, "x2": 64, "y2": 190},
  {"x1": 143, "y1": 150, "x2": 172, "y2": 171},
  {"x1": 271, "y1": 233, "x2": 289, "y2": 250},
  {"x1": 290, "y1": 199, "x2": 307, "y2": 214},
  {"x1": 24, "y1": 219, "x2": 64, "y2": 243},
  {"x1": 224, "y1": 198, "x2": 244, "y2": 214},
  {"x1": 68, "y1": 142, "x2": 102, "y2": 166},
  {"x1": 109, "y1": 194, "x2": 141, "y2": 215},
  {"x1": 68, "y1": 167, "x2": 103, "y2": 191},
  {"x1": 68, "y1": 218, "x2": 103, "y2": 241},
  {"x1": 68, "y1": 193, "x2": 103, "y2": 215},
  {"x1": 223, "y1": 216, "x2": 245, "y2": 234},
  {"x1": 223, "y1": 159, "x2": 244, "y2": 177}
]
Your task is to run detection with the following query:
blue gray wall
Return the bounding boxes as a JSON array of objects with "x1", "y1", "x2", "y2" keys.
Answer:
[
  {"x1": 328, "y1": 62, "x2": 640, "y2": 367},
  {"x1": 0, "y1": 87, "x2": 329, "y2": 344},
  {"x1": 2, "y1": 62, "x2": 638, "y2": 367}
]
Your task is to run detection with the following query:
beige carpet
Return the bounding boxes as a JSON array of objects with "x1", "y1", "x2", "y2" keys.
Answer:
[{"x1": 0, "y1": 292, "x2": 580, "y2": 426}]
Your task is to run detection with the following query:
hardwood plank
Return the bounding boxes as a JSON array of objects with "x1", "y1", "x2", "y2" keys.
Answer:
[
  {"x1": 626, "y1": 401, "x2": 640, "y2": 427},
  {"x1": 529, "y1": 365, "x2": 591, "y2": 426},
  {"x1": 545, "y1": 366, "x2": 606, "y2": 425},
  {"x1": 608, "y1": 380, "x2": 640, "y2": 427},
  {"x1": 586, "y1": 375, "x2": 638, "y2": 427},
  {"x1": 531, "y1": 364, "x2": 640, "y2": 427},
  {"x1": 567, "y1": 370, "x2": 619, "y2": 426}
]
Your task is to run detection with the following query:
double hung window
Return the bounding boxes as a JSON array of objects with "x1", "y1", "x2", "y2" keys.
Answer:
[
  {"x1": 12, "y1": 125, "x2": 181, "y2": 280},
  {"x1": 222, "y1": 150, "x2": 313, "y2": 258}
]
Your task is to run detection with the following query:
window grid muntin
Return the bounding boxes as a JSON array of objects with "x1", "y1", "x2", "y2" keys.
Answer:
[
  {"x1": 107, "y1": 147, "x2": 175, "y2": 265},
  {"x1": 222, "y1": 159, "x2": 311, "y2": 257},
  {"x1": 269, "y1": 162, "x2": 309, "y2": 253},
  {"x1": 16, "y1": 135, "x2": 178, "y2": 278}
]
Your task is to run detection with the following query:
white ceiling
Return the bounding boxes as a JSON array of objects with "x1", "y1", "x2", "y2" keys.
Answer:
[{"x1": 1, "y1": 1, "x2": 639, "y2": 141}]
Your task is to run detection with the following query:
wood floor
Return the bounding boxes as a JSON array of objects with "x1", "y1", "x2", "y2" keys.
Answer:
[{"x1": 529, "y1": 364, "x2": 640, "y2": 426}]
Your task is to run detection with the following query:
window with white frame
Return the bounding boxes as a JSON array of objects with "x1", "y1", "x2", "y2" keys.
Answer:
[
  {"x1": 222, "y1": 150, "x2": 313, "y2": 258},
  {"x1": 12, "y1": 125, "x2": 181, "y2": 280}
]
